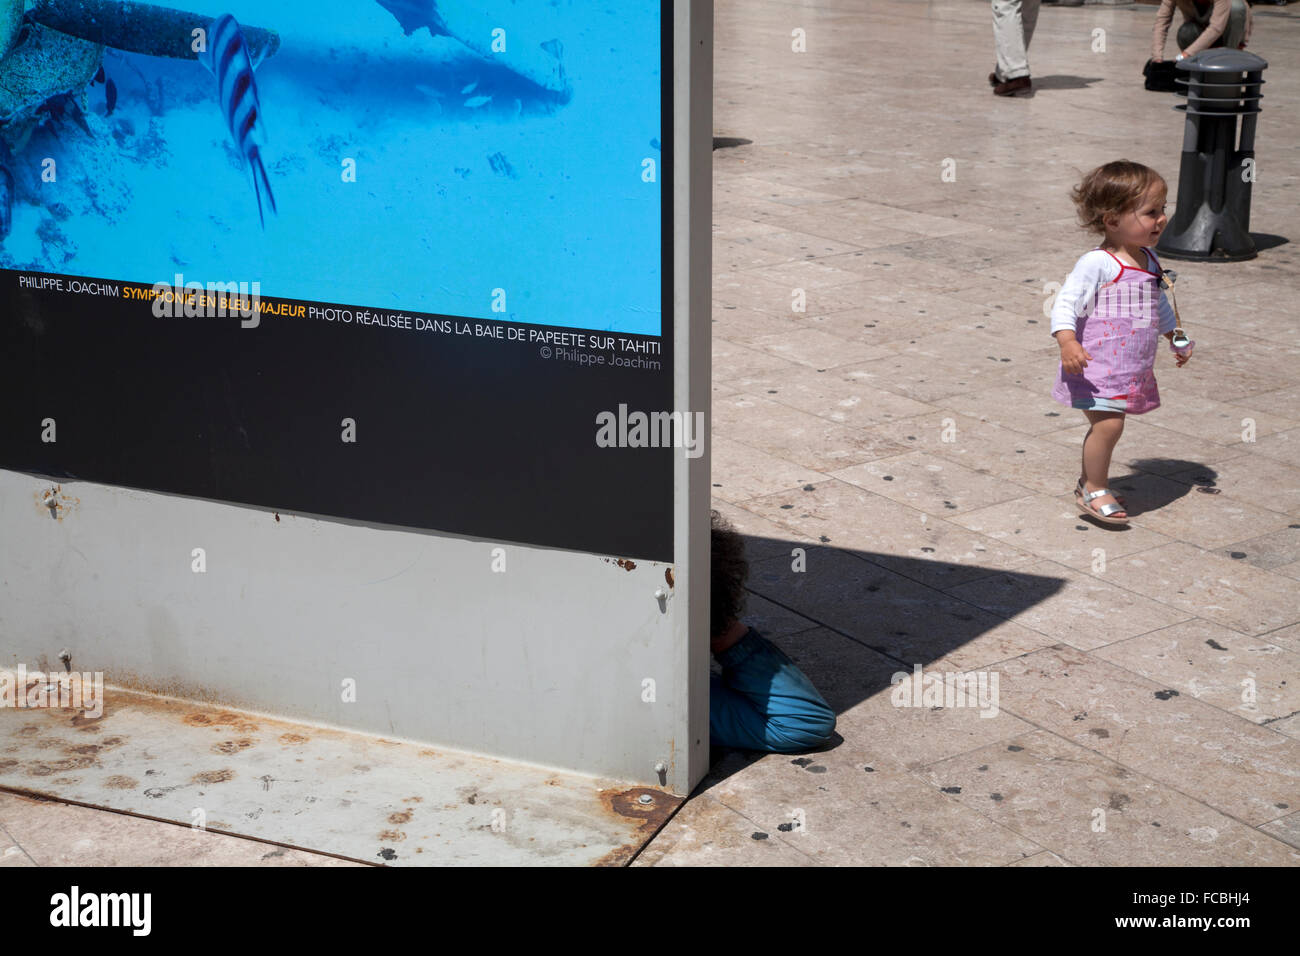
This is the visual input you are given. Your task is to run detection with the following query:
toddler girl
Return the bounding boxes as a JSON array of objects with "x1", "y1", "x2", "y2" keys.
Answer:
[{"x1": 1051, "y1": 160, "x2": 1193, "y2": 525}]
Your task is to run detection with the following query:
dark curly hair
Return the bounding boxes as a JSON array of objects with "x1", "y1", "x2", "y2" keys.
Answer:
[{"x1": 710, "y1": 510, "x2": 749, "y2": 638}]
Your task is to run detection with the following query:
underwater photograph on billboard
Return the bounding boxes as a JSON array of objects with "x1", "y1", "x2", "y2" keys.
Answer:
[{"x1": 0, "y1": 0, "x2": 663, "y2": 336}]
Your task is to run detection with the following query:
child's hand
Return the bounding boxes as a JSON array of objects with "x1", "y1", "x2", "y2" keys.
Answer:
[
  {"x1": 1059, "y1": 339, "x2": 1092, "y2": 375},
  {"x1": 1166, "y1": 332, "x2": 1193, "y2": 367}
]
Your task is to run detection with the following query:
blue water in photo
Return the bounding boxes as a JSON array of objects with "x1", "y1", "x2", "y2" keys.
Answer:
[{"x1": 0, "y1": 0, "x2": 663, "y2": 335}]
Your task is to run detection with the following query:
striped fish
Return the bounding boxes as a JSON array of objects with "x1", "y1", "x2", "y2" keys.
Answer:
[{"x1": 200, "y1": 14, "x2": 276, "y2": 227}]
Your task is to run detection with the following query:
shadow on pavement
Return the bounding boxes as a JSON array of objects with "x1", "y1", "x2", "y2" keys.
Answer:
[
  {"x1": 1031, "y1": 74, "x2": 1104, "y2": 90},
  {"x1": 705, "y1": 532, "x2": 1066, "y2": 780}
]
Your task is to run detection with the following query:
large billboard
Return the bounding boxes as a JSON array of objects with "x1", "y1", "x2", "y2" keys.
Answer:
[{"x1": 1, "y1": 0, "x2": 674, "y2": 559}]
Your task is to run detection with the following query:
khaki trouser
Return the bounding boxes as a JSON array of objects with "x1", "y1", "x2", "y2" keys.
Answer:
[{"x1": 993, "y1": 0, "x2": 1042, "y2": 82}]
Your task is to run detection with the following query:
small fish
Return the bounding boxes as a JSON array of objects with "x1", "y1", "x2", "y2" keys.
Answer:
[
  {"x1": 463, "y1": 95, "x2": 491, "y2": 108},
  {"x1": 40, "y1": 94, "x2": 92, "y2": 137},
  {"x1": 460, "y1": 81, "x2": 478, "y2": 95},
  {"x1": 200, "y1": 13, "x2": 276, "y2": 227},
  {"x1": 0, "y1": 164, "x2": 13, "y2": 241},
  {"x1": 105, "y1": 78, "x2": 117, "y2": 116}
]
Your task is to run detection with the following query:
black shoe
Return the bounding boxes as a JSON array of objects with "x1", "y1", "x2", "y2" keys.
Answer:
[
  {"x1": 994, "y1": 76, "x2": 1032, "y2": 96},
  {"x1": 988, "y1": 70, "x2": 999, "y2": 87}
]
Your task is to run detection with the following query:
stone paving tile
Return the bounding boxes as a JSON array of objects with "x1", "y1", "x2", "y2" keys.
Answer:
[
  {"x1": 993, "y1": 647, "x2": 1300, "y2": 826},
  {"x1": 1091, "y1": 621, "x2": 1300, "y2": 725},
  {"x1": 1267, "y1": 715, "x2": 1300, "y2": 741},
  {"x1": 759, "y1": 628, "x2": 1038, "y2": 770},
  {"x1": 712, "y1": 394, "x2": 912, "y2": 471},
  {"x1": 748, "y1": 547, "x2": 1061, "y2": 669},
  {"x1": 0, "y1": 826, "x2": 33, "y2": 867},
  {"x1": 1151, "y1": 364, "x2": 1294, "y2": 404},
  {"x1": 1042, "y1": 417, "x2": 1251, "y2": 477},
  {"x1": 708, "y1": 499, "x2": 818, "y2": 562},
  {"x1": 1111, "y1": 471, "x2": 1297, "y2": 551},
  {"x1": 1008, "y1": 851, "x2": 1071, "y2": 867},
  {"x1": 1212, "y1": 341, "x2": 1300, "y2": 384},
  {"x1": 944, "y1": 561, "x2": 1194, "y2": 651},
  {"x1": 672, "y1": 0, "x2": 1300, "y2": 867},
  {"x1": 1258, "y1": 624, "x2": 1300, "y2": 656},
  {"x1": 699, "y1": 748, "x2": 1044, "y2": 866},
  {"x1": 1071, "y1": 385, "x2": 1294, "y2": 444},
  {"x1": 794, "y1": 199, "x2": 986, "y2": 241},
  {"x1": 745, "y1": 327, "x2": 895, "y2": 370},
  {"x1": 1273, "y1": 561, "x2": 1300, "y2": 583},
  {"x1": 950, "y1": 492, "x2": 1176, "y2": 574},
  {"x1": 853, "y1": 411, "x2": 1074, "y2": 496},
  {"x1": 1164, "y1": 456, "x2": 1300, "y2": 519},
  {"x1": 0, "y1": 792, "x2": 361, "y2": 866},
  {"x1": 743, "y1": 595, "x2": 820, "y2": 641},
  {"x1": 711, "y1": 435, "x2": 822, "y2": 504},
  {"x1": 755, "y1": 363, "x2": 939, "y2": 428},
  {"x1": 1107, "y1": 543, "x2": 1300, "y2": 637},
  {"x1": 830, "y1": 451, "x2": 1040, "y2": 516},
  {"x1": 1259, "y1": 812, "x2": 1300, "y2": 851},
  {"x1": 711, "y1": 305, "x2": 807, "y2": 345},
  {"x1": 631, "y1": 793, "x2": 814, "y2": 867},
  {"x1": 742, "y1": 479, "x2": 1043, "y2": 591},
  {"x1": 1212, "y1": 523, "x2": 1300, "y2": 572},
  {"x1": 1233, "y1": 385, "x2": 1300, "y2": 422},
  {"x1": 711, "y1": 212, "x2": 788, "y2": 243},
  {"x1": 920, "y1": 731, "x2": 1300, "y2": 866},
  {"x1": 812, "y1": 356, "x2": 975, "y2": 406},
  {"x1": 800, "y1": 297, "x2": 984, "y2": 348},
  {"x1": 946, "y1": 383, "x2": 1086, "y2": 437},
  {"x1": 712, "y1": 337, "x2": 801, "y2": 384},
  {"x1": 1249, "y1": 427, "x2": 1300, "y2": 470}
]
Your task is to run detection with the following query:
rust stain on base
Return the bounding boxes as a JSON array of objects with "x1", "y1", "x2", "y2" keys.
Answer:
[{"x1": 590, "y1": 786, "x2": 680, "y2": 867}]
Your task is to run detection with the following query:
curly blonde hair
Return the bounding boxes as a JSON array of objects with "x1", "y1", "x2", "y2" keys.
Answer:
[{"x1": 1071, "y1": 160, "x2": 1167, "y2": 236}]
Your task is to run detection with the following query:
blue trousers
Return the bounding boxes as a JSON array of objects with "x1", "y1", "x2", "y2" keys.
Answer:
[{"x1": 710, "y1": 628, "x2": 837, "y2": 753}]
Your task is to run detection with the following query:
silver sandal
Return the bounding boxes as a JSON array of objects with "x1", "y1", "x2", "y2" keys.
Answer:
[
  {"x1": 1076, "y1": 478, "x2": 1125, "y2": 508},
  {"x1": 1076, "y1": 484, "x2": 1130, "y2": 525}
]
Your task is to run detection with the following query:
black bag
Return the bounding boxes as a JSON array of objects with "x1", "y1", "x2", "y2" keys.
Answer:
[{"x1": 1143, "y1": 58, "x2": 1180, "y2": 92}]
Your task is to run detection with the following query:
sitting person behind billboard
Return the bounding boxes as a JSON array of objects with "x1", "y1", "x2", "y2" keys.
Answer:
[{"x1": 710, "y1": 512, "x2": 836, "y2": 754}]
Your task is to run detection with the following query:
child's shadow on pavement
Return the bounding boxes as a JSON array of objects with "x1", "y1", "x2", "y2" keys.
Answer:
[{"x1": 1109, "y1": 459, "x2": 1220, "y2": 520}]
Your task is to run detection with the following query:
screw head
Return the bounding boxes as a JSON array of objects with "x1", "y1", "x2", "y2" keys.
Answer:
[{"x1": 638, "y1": 794, "x2": 654, "y2": 805}]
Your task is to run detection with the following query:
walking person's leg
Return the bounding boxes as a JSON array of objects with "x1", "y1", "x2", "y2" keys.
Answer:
[
  {"x1": 1022, "y1": 0, "x2": 1043, "y2": 51},
  {"x1": 992, "y1": 0, "x2": 1030, "y2": 81},
  {"x1": 992, "y1": 0, "x2": 1034, "y2": 94},
  {"x1": 1080, "y1": 410, "x2": 1127, "y2": 518}
]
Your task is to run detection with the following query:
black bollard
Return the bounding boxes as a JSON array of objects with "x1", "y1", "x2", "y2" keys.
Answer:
[{"x1": 1157, "y1": 50, "x2": 1268, "y2": 263}]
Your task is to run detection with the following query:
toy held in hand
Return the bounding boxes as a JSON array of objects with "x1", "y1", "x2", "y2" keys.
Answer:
[{"x1": 1160, "y1": 269, "x2": 1194, "y2": 357}]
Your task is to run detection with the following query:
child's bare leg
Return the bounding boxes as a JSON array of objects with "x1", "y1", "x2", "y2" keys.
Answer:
[{"x1": 1081, "y1": 410, "x2": 1125, "y2": 516}]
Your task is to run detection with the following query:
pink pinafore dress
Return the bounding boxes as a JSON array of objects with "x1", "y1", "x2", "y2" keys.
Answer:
[{"x1": 1052, "y1": 247, "x2": 1162, "y2": 415}]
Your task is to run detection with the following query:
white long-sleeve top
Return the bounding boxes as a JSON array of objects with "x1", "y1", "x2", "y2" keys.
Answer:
[{"x1": 1050, "y1": 249, "x2": 1178, "y2": 337}]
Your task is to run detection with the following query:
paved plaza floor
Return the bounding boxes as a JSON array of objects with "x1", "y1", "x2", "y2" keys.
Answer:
[
  {"x1": 4, "y1": 0, "x2": 1298, "y2": 867},
  {"x1": 637, "y1": 0, "x2": 1300, "y2": 866}
]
